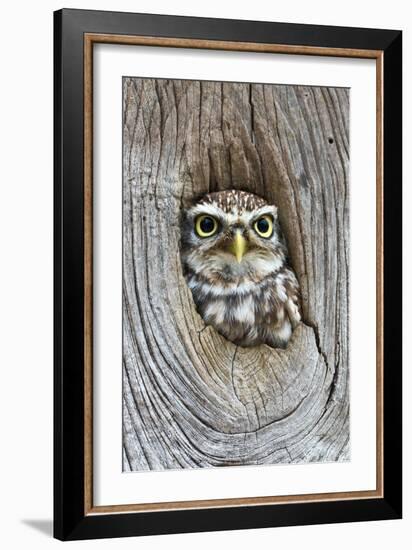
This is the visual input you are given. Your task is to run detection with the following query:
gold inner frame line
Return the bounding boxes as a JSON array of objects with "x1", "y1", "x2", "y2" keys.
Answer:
[{"x1": 83, "y1": 33, "x2": 384, "y2": 516}]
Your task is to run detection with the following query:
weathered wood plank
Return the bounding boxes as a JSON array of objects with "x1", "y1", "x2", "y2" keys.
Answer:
[{"x1": 122, "y1": 78, "x2": 350, "y2": 470}]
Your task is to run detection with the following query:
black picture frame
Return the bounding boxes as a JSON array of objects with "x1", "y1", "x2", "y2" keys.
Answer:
[{"x1": 54, "y1": 8, "x2": 402, "y2": 541}]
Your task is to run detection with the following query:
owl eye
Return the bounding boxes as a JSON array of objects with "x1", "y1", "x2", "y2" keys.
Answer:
[
  {"x1": 195, "y1": 215, "x2": 218, "y2": 238},
  {"x1": 254, "y1": 215, "x2": 273, "y2": 238}
]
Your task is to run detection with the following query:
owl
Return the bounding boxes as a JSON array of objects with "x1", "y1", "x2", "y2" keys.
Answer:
[{"x1": 180, "y1": 190, "x2": 301, "y2": 349}]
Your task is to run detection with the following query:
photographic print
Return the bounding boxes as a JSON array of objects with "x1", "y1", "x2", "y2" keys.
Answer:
[{"x1": 122, "y1": 77, "x2": 350, "y2": 472}]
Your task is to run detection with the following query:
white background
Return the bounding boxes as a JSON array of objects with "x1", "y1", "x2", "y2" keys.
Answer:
[
  {"x1": 0, "y1": 0, "x2": 408, "y2": 548},
  {"x1": 94, "y1": 45, "x2": 376, "y2": 505}
]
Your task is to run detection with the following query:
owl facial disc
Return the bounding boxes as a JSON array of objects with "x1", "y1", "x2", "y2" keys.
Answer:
[{"x1": 181, "y1": 189, "x2": 286, "y2": 283}]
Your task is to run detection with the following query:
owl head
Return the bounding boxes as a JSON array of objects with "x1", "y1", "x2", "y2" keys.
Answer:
[{"x1": 181, "y1": 190, "x2": 287, "y2": 284}]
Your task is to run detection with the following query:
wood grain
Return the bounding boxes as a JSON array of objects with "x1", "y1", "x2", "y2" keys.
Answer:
[
  {"x1": 86, "y1": 33, "x2": 380, "y2": 59},
  {"x1": 122, "y1": 78, "x2": 350, "y2": 471}
]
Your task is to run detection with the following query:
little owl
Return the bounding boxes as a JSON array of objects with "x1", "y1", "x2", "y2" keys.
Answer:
[{"x1": 181, "y1": 190, "x2": 301, "y2": 349}]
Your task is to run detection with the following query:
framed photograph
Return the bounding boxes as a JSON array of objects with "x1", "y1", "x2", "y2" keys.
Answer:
[{"x1": 54, "y1": 8, "x2": 402, "y2": 541}]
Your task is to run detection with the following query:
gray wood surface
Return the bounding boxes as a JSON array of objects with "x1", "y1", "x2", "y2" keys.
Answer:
[{"x1": 122, "y1": 77, "x2": 350, "y2": 470}]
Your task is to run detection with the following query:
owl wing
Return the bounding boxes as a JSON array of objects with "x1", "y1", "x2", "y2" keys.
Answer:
[{"x1": 282, "y1": 268, "x2": 301, "y2": 329}]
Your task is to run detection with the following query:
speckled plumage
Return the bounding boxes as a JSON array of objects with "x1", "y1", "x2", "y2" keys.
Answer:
[{"x1": 181, "y1": 190, "x2": 301, "y2": 348}]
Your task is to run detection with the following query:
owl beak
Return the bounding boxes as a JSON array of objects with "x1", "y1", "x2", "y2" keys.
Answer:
[{"x1": 231, "y1": 230, "x2": 247, "y2": 263}]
